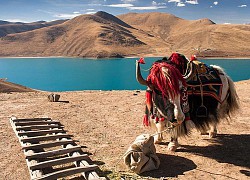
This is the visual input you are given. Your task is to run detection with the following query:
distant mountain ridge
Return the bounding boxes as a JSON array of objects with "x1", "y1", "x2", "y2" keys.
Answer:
[
  {"x1": 0, "y1": 11, "x2": 249, "y2": 58},
  {"x1": 0, "y1": 20, "x2": 67, "y2": 37},
  {"x1": 0, "y1": 20, "x2": 24, "y2": 25}
]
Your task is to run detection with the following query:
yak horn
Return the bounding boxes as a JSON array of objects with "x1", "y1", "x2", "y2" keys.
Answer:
[
  {"x1": 136, "y1": 61, "x2": 148, "y2": 86},
  {"x1": 183, "y1": 61, "x2": 194, "y2": 81}
]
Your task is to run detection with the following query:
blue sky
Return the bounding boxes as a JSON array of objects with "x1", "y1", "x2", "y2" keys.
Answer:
[{"x1": 0, "y1": 0, "x2": 249, "y2": 24}]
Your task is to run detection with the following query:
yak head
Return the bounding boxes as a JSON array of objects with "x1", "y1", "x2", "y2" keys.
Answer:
[{"x1": 136, "y1": 57, "x2": 190, "y2": 125}]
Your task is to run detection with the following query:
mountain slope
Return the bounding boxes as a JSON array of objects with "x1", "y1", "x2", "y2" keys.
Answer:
[
  {"x1": 118, "y1": 12, "x2": 250, "y2": 57},
  {"x1": 48, "y1": 11, "x2": 147, "y2": 57},
  {"x1": 0, "y1": 79, "x2": 35, "y2": 92},
  {"x1": 0, "y1": 11, "x2": 249, "y2": 58},
  {"x1": 0, "y1": 20, "x2": 67, "y2": 37},
  {"x1": 0, "y1": 12, "x2": 150, "y2": 57}
]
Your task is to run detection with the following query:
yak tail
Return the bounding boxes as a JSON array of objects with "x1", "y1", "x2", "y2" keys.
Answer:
[
  {"x1": 226, "y1": 76, "x2": 240, "y2": 117},
  {"x1": 212, "y1": 65, "x2": 240, "y2": 119}
]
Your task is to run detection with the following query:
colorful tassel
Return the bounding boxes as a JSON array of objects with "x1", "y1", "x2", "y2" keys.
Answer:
[
  {"x1": 155, "y1": 117, "x2": 159, "y2": 123},
  {"x1": 147, "y1": 61, "x2": 186, "y2": 100},
  {"x1": 184, "y1": 112, "x2": 191, "y2": 121},
  {"x1": 138, "y1": 57, "x2": 145, "y2": 64},
  {"x1": 145, "y1": 90, "x2": 152, "y2": 112},
  {"x1": 168, "y1": 52, "x2": 187, "y2": 75},
  {"x1": 160, "y1": 117, "x2": 165, "y2": 121},
  {"x1": 143, "y1": 115, "x2": 150, "y2": 126},
  {"x1": 190, "y1": 55, "x2": 197, "y2": 61}
]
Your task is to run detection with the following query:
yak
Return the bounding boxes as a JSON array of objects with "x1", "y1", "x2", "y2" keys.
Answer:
[{"x1": 136, "y1": 53, "x2": 239, "y2": 151}]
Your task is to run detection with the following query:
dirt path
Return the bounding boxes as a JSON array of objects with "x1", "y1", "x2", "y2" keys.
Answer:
[{"x1": 0, "y1": 80, "x2": 249, "y2": 179}]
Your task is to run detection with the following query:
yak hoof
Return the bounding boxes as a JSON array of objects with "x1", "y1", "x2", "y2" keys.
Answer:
[
  {"x1": 154, "y1": 137, "x2": 163, "y2": 144},
  {"x1": 168, "y1": 141, "x2": 179, "y2": 151},
  {"x1": 209, "y1": 131, "x2": 217, "y2": 138},
  {"x1": 200, "y1": 129, "x2": 208, "y2": 135},
  {"x1": 200, "y1": 132, "x2": 209, "y2": 135}
]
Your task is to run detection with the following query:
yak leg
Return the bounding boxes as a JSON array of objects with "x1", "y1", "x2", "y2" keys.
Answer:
[
  {"x1": 168, "y1": 137, "x2": 179, "y2": 151},
  {"x1": 154, "y1": 121, "x2": 165, "y2": 144},
  {"x1": 200, "y1": 123, "x2": 217, "y2": 137},
  {"x1": 173, "y1": 94, "x2": 185, "y2": 124},
  {"x1": 199, "y1": 117, "x2": 218, "y2": 137},
  {"x1": 209, "y1": 123, "x2": 217, "y2": 138},
  {"x1": 150, "y1": 119, "x2": 165, "y2": 144}
]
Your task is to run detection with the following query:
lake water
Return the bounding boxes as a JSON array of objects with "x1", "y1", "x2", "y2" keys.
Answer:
[{"x1": 0, "y1": 57, "x2": 249, "y2": 91}]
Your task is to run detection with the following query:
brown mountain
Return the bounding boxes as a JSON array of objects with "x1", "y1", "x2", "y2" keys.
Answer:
[
  {"x1": 0, "y1": 11, "x2": 249, "y2": 58},
  {"x1": 0, "y1": 20, "x2": 67, "y2": 37},
  {"x1": 118, "y1": 12, "x2": 250, "y2": 58}
]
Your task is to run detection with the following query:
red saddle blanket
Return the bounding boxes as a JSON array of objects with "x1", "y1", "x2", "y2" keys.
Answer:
[{"x1": 186, "y1": 61, "x2": 223, "y2": 103}]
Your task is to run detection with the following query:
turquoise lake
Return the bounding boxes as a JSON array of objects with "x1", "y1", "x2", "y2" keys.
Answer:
[{"x1": 0, "y1": 57, "x2": 249, "y2": 91}]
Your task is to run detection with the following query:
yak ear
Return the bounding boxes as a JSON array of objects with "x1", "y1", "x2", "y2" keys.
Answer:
[{"x1": 136, "y1": 61, "x2": 147, "y2": 86}]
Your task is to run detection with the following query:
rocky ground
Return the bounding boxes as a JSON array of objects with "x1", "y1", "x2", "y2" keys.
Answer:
[{"x1": 0, "y1": 80, "x2": 249, "y2": 179}]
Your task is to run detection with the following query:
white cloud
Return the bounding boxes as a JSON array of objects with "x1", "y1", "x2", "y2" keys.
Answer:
[
  {"x1": 128, "y1": 6, "x2": 167, "y2": 10},
  {"x1": 152, "y1": 1, "x2": 166, "y2": 6},
  {"x1": 105, "y1": 1, "x2": 166, "y2": 10},
  {"x1": 152, "y1": 1, "x2": 157, "y2": 6},
  {"x1": 168, "y1": 0, "x2": 181, "y2": 2},
  {"x1": 167, "y1": 0, "x2": 186, "y2": 7},
  {"x1": 177, "y1": 2, "x2": 185, "y2": 6},
  {"x1": 37, "y1": 9, "x2": 54, "y2": 15},
  {"x1": 185, "y1": 0, "x2": 198, "y2": 5},
  {"x1": 238, "y1": 5, "x2": 247, "y2": 8},
  {"x1": 85, "y1": 11, "x2": 96, "y2": 14},
  {"x1": 224, "y1": 23, "x2": 231, "y2": 25},
  {"x1": 73, "y1": 11, "x2": 80, "y2": 14},
  {"x1": 5, "y1": 19, "x2": 29, "y2": 23},
  {"x1": 54, "y1": 13, "x2": 81, "y2": 19},
  {"x1": 105, "y1": 3, "x2": 134, "y2": 8},
  {"x1": 86, "y1": 9, "x2": 95, "y2": 11},
  {"x1": 213, "y1": 1, "x2": 218, "y2": 5},
  {"x1": 121, "y1": 0, "x2": 136, "y2": 2},
  {"x1": 87, "y1": 3, "x2": 102, "y2": 6}
]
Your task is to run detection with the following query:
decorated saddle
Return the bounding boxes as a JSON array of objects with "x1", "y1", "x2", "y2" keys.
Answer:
[{"x1": 185, "y1": 60, "x2": 223, "y2": 103}]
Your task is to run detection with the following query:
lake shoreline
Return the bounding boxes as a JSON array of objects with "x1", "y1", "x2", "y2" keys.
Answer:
[
  {"x1": 1, "y1": 55, "x2": 250, "y2": 60},
  {"x1": 1, "y1": 79, "x2": 250, "y2": 93}
]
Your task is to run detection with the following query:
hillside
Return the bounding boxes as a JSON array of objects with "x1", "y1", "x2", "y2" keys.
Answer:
[
  {"x1": 118, "y1": 12, "x2": 250, "y2": 58},
  {"x1": 0, "y1": 79, "x2": 35, "y2": 92},
  {"x1": 0, "y1": 20, "x2": 67, "y2": 37},
  {"x1": 43, "y1": 11, "x2": 148, "y2": 58},
  {"x1": 0, "y1": 11, "x2": 250, "y2": 58}
]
